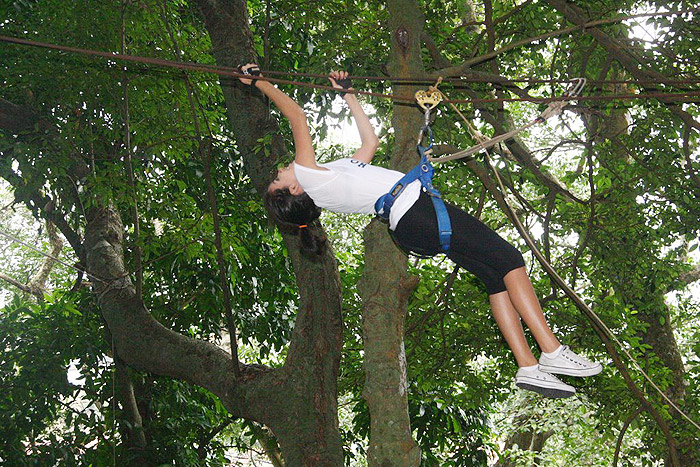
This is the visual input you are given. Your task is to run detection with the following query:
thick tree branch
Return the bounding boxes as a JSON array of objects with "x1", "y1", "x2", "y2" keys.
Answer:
[
  {"x1": 26, "y1": 220, "x2": 63, "y2": 294},
  {"x1": 0, "y1": 220, "x2": 62, "y2": 300},
  {"x1": 421, "y1": 31, "x2": 450, "y2": 69},
  {"x1": 613, "y1": 407, "x2": 644, "y2": 467},
  {"x1": 0, "y1": 272, "x2": 40, "y2": 298},
  {"x1": 83, "y1": 203, "x2": 273, "y2": 419},
  {"x1": 675, "y1": 265, "x2": 700, "y2": 290},
  {"x1": 115, "y1": 356, "x2": 147, "y2": 454}
]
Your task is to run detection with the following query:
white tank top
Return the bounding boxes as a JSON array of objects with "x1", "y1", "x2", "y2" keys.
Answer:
[{"x1": 293, "y1": 159, "x2": 421, "y2": 230}]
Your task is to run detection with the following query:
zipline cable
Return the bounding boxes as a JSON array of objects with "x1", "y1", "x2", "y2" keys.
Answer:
[
  {"x1": 2, "y1": 35, "x2": 700, "y2": 106},
  {"x1": 258, "y1": 69, "x2": 700, "y2": 87},
  {"x1": 0, "y1": 35, "x2": 413, "y2": 103}
]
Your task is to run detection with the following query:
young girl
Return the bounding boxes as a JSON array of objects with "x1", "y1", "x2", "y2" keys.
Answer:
[{"x1": 239, "y1": 64, "x2": 601, "y2": 398}]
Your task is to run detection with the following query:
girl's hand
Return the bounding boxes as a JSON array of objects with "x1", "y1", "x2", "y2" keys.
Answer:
[
  {"x1": 238, "y1": 63, "x2": 262, "y2": 85},
  {"x1": 328, "y1": 70, "x2": 352, "y2": 96}
]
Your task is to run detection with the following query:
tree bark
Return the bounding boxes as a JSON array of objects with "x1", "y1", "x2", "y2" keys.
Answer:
[{"x1": 353, "y1": 1, "x2": 429, "y2": 465}]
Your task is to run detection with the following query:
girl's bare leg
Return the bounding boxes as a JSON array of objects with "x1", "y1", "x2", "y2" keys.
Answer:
[
  {"x1": 503, "y1": 267, "x2": 560, "y2": 353},
  {"x1": 489, "y1": 291, "x2": 538, "y2": 367}
]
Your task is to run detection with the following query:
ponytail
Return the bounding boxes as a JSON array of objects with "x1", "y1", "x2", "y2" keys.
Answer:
[{"x1": 264, "y1": 188, "x2": 326, "y2": 259}]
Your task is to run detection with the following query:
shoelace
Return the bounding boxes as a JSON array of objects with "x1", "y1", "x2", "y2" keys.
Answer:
[{"x1": 560, "y1": 346, "x2": 593, "y2": 366}]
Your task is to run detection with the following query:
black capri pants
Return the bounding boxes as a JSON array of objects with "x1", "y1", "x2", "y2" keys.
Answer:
[{"x1": 392, "y1": 191, "x2": 525, "y2": 295}]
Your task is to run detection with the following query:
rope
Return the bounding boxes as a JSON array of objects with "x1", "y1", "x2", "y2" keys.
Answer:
[
  {"x1": 1, "y1": 35, "x2": 699, "y2": 106},
  {"x1": 435, "y1": 89, "x2": 700, "y2": 433}
]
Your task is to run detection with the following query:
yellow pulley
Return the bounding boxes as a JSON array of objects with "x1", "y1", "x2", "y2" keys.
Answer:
[{"x1": 415, "y1": 89, "x2": 443, "y2": 111}]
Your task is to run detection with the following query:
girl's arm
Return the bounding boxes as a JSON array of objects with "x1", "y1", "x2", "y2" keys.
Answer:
[
  {"x1": 329, "y1": 71, "x2": 379, "y2": 164},
  {"x1": 239, "y1": 64, "x2": 318, "y2": 168}
]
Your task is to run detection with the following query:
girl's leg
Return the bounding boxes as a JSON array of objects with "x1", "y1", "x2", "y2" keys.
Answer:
[
  {"x1": 490, "y1": 289, "x2": 576, "y2": 398},
  {"x1": 489, "y1": 291, "x2": 538, "y2": 367},
  {"x1": 503, "y1": 266, "x2": 560, "y2": 353},
  {"x1": 503, "y1": 266, "x2": 602, "y2": 379}
]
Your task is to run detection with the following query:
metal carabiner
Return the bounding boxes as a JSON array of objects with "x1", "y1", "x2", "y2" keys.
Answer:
[
  {"x1": 566, "y1": 77, "x2": 587, "y2": 98},
  {"x1": 417, "y1": 120, "x2": 434, "y2": 150},
  {"x1": 416, "y1": 86, "x2": 441, "y2": 150}
]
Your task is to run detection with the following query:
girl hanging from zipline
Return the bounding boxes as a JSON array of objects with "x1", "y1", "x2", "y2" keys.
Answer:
[{"x1": 238, "y1": 64, "x2": 602, "y2": 398}]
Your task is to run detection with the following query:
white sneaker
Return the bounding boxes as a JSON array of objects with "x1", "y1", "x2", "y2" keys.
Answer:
[
  {"x1": 515, "y1": 367, "x2": 576, "y2": 399},
  {"x1": 539, "y1": 345, "x2": 602, "y2": 377}
]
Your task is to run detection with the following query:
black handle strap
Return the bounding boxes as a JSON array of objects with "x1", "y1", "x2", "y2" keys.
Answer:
[
  {"x1": 335, "y1": 77, "x2": 352, "y2": 97},
  {"x1": 237, "y1": 64, "x2": 261, "y2": 81}
]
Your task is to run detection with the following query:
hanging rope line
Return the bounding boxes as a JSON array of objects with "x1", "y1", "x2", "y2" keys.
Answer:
[
  {"x1": 1, "y1": 35, "x2": 699, "y2": 106},
  {"x1": 424, "y1": 84, "x2": 700, "y2": 433}
]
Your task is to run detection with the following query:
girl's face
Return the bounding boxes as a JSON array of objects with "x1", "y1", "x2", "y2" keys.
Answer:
[{"x1": 268, "y1": 163, "x2": 303, "y2": 195}]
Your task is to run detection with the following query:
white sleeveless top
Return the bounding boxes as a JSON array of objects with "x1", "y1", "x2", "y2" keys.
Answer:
[{"x1": 293, "y1": 159, "x2": 421, "y2": 229}]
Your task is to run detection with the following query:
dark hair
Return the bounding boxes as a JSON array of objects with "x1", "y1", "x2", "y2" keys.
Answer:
[{"x1": 264, "y1": 188, "x2": 326, "y2": 259}]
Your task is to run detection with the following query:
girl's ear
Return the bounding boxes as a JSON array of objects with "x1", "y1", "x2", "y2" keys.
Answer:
[{"x1": 289, "y1": 182, "x2": 304, "y2": 196}]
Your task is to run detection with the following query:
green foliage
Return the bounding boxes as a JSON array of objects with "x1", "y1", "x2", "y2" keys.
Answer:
[
  {"x1": 1, "y1": 0, "x2": 699, "y2": 464},
  {"x1": 0, "y1": 292, "x2": 106, "y2": 464}
]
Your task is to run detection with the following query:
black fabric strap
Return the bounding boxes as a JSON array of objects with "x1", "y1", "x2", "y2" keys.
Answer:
[
  {"x1": 237, "y1": 65, "x2": 261, "y2": 81},
  {"x1": 336, "y1": 77, "x2": 352, "y2": 96}
]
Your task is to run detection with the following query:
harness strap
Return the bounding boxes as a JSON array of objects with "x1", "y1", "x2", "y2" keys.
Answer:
[{"x1": 374, "y1": 146, "x2": 452, "y2": 252}]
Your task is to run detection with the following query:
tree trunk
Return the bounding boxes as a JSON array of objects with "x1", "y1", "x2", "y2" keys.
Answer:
[
  {"x1": 193, "y1": 0, "x2": 346, "y2": 464},
  {"x1": 355, "y1": 0, "x2": 427, "y2": 465},
  {"x1": 358, "y1": 221, "x2": 420, "y2": 466}
]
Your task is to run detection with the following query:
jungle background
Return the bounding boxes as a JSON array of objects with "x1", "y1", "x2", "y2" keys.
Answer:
[{"x1": 1, "y1": 0, "x2": 699, "y2": 465}]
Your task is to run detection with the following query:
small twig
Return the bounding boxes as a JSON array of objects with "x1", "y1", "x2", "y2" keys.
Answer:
[{"x1": 613, "y1": 406, "x2": 643, "y2": 467}]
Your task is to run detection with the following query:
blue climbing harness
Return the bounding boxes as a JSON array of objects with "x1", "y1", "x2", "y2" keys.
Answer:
[{"x1": 374, "y1": 130, "x2": 452, "y2": 252}]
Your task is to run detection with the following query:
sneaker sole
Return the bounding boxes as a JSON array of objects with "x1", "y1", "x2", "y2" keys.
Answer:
[
  {"x1": 516, "y1": 382, "x2": 575, "y2": 399},
  {"x1": 538, "y1": 364, "x2": 603, "y2": 377}
]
